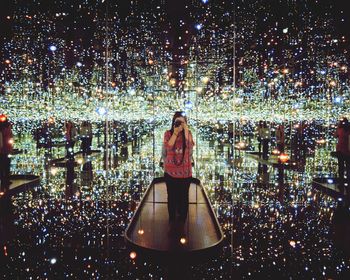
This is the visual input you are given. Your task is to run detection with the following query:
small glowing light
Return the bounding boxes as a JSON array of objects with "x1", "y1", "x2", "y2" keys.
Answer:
[
  {"x1": 283, "y1": 28, "x2": 288, "y2": 34},
  {"x1": 48, "y1": 117, "x2": 55, "y2": 124},
  {"x1": 185, "y1": 100, "x2": 193, "y2": 109},
  {"x1": 0, "y1": 114, "x2": 7, "y2": 122},
  {"x1": 195, "y1": 23, "x2": 202, "y2": 30},
  {"x1": 50, "y1": 258, "x2": 57, "y2": 264},
  {"x1": 77, "y1": 158, "x2": 83, "y2": 164},
  {"x1": 327, "y1": 178, "x2": 334, "y2": 184},
  {"x1": 196, "y1": 87, "x2": 203, "y2": 93},
  {"x1": 49, "y1": 45, "x2": 57, "y2": 52},
  {"x1": 128, "y1": 88, "x2": 136, "y2": 95},
  {"x1": 76, "y1": 62, "x2": 83, "y2": 67},
  {"x1": 335, "y1": 96, "x2": 342, "y2": 103},
  {"x1": 272, "y1": 149, "x2": 280, "y2": 155},
  {"x1": 50, "y1": 167, "x2": 58, "y2": 176},
  {"x1": 96, "y1": 107, "x2": 107, "y2": 116},
  {"x1": 202, "y1": 76, "x2": 209, "y2": 84},
  {"x1": 316, "y1": 139, "x2": 326, "y2": 144},
  {"x1": 180, "y1": 238, "x2": 186, "y2": 244},
  {"x1": 278, "y1": 153, "x2": 289, "y2": 163},
  {"x1": 235, "y1": 141, "x2": 246, "y2": 149},
  {"x1": 137, "y1": 229, "x2": 144, "y2": 235},
  {"x1": 130, "y1": 251, "x2": 137, "y2": 259},
  {"x1": 289, "y1": 240, "x2": 296, "y2": 248}
]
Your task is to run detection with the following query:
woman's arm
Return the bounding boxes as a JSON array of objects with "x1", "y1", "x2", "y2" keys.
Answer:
[{"x1": 166, "y1": 126, "x2": 183, "y2": 147}]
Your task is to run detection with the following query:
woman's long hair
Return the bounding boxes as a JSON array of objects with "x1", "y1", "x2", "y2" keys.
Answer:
[{"x1": 169, "y1": 111, "x2": 188, "y2": 164}]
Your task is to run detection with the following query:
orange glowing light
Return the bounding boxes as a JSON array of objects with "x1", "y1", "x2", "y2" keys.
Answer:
[
  {"x1": 316, "y1": 139, "x2": 326, "y2": 144},
  {"x1": 278, "y1": 153, "x2": 289, "y2": 163},
  {"x1": 130, "y1": 251, "x2": 137, "y2": 259},
  {"x1": 48, "y1": 117, "x2": 55, "y2": 124},
  {"x1": 0, "y1": 114, "x2": 7, "y2": 122}
]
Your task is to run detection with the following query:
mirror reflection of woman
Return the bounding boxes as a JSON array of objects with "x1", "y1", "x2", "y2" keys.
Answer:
[{"x1": 163, "y1": 111, "x2": 194, "y2": 225}]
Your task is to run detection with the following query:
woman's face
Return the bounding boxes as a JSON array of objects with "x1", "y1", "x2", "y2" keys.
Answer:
[{"x1": 174, "y1": 116, "x2": 186, "y2": 125}]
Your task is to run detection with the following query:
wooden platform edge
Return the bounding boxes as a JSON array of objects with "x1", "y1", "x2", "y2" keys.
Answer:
[
  {"x1": 124, "y1": 177, "x2": 224, "y2": 259},
  {"x1": 312, "y1": 178, "x2": 343, "y2": 198},
  {"x1": 4, "y1": 174, "x2": 41, "y2": 197}
]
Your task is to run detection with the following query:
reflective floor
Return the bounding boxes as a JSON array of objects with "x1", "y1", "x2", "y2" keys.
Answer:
[{"x1": 1, "y1": 123, "x2": 350, "y2": 279}]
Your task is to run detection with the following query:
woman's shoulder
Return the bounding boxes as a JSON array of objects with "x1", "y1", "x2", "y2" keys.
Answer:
[{"x1": 164, "y1": 130, "x2": 172, "y2": 137}]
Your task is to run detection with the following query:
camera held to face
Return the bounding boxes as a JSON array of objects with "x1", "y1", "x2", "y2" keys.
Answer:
[{"x1": 174, "y1": 120, "x2": 183, "y2": 128}]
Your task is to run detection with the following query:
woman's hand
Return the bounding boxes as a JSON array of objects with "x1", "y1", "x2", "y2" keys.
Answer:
[
  {"x1": 173, "y1": 125, "x2": 183, "y2": 135},
  {"x1": 182, "y1": 122, "x2": 189, "y2": 132}
]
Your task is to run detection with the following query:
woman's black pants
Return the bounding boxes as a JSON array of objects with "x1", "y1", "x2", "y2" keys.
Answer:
[{"x1": 165, "y1": 173, "x2": 191, "y2": 222}]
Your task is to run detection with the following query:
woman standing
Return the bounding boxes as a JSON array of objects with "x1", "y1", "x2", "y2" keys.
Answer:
[{"x1": 163, "y1": 112, "x2": 194, "y2": 223}]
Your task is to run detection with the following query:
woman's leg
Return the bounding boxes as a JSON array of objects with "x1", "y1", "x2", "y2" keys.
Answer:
[
  {"x1": 179, "y1": 178, "x2": 191, "y2": 222},
  {"x1": 165, "y1": 174, "x2": 176, "y2": 222}
]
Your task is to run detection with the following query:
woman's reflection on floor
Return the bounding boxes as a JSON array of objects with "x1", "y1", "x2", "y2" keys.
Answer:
[{"x1": 0, "y1": 196, "x2": 15, "y2": 251}]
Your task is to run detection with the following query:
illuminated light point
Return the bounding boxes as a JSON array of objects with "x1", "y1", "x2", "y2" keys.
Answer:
[
  {"x1": 236, "y1": 141, "x2": 246, "y2": 149},
  {"x1": 185, "y1": 100, "x2": 193, "y2": 109},
  {"x1": 327, "y1": 178, "x2": 334, "y2": 184},
  {"x1": 195, "y1": 23, "x2": 202, "y2": 30},
  {"x1": 137, "y1": 229, "x2": 144, "y2": 235},
  {"x1": 49, "y1": 45, "x2": 57, "y2": 52},
  {"x1": 278, "y1": 153, "x2": 289, "y2": 163},
  {"x1": 77, "y1": 158, "x2": 83, "y2": 165},
  {"x1": 50, "y1": 258, "x2": 57, "y2": 264},
  {"x1": 129, "y1": 251, "x2": 137, "y2": 259},
  {"x1": 202, "y1": 76, "x2": 209, "y2": 84},
  {"x1": 96, "y1": 107, "x2": 107, "y2": 116},
  {"x1": 48, "y1": 117, "x2": 55, "y2": 124},
  {"x1": 128, "y1": 88, "x2": 136, "y2": 95},
  {"x1": 0, "y1": 114, "x2": 7, "y2": 122},
  {"x1": 180, "y1": 237, "x2": 186, "y2": 244},
  {"x1": 170, "y1": 78, "x2": 176, "y2": 86},
  {"x1": 5, "y1": 59, "x2": 11, "y2": 64},
  {"x1": 283, "y1": 28, "x2": 288, "y2": 34},
  {"x1": 50, "y1": 167, "x2": 58, "y2": 176},
  {"x1": 76, "y1": 62, "x2": 83, "y2": 67},
  {"x1": 334, "y1": 96, "x2": 342, "y2": 103},
  {"x1": 202, "y1": 0, "x2": 209, "y2": 3},
  {"x1": 289, "y1": 240, "x2": 296, "y2": 248}
]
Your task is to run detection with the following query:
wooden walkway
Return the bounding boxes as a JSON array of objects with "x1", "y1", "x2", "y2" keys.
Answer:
[
  {"x1": 1, "y1": 174, "x2": 40, "y2": 197},
  {"x1": 125, "y1": 177, "x2": 224, "y2": 261},
  {"x1": 312, "y1": 178, "x2": 344, "y2": 198}
]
